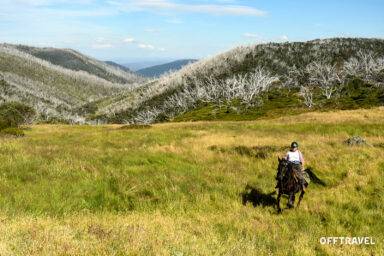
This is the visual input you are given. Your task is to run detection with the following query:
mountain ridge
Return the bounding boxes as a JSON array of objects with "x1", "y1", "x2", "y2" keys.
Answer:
[
  {"x1": 136, "y1": 59, "x2": 198, "y2": 78},
  {"x1": 8, "y1": 43, "x2": 146, "y2": 84}
]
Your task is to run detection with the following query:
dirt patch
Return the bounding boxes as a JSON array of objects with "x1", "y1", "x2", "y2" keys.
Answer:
[
  {"x1": 118, "y1": 124, "x2": 151, "y2": 130},
  {"x1": 88, "y1": 224, "x2": 111, "y2": 239}
]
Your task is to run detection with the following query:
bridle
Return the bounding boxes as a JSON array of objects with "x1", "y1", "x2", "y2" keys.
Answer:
[{"x1": 278, "y1": 159, "x2": 290, "y2": 180}]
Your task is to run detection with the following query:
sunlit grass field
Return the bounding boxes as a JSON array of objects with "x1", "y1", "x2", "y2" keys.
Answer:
[{"x1": 0, "y1": 108, "x2": 383, "y2": 255}]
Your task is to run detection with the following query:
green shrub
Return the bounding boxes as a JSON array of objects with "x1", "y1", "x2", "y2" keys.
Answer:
[
  {"x1": 0, "y1": 127, "x2": 25, "y2": 137},
  {"x1": 0, "y1": 102, "x2": 36, "y2": 127},
  {"x1": 38, "y1": 116, "x2": 70, "y2": 124},
  {"x1": 0, "y1": 119, "x2": 8, "y2": 131}
]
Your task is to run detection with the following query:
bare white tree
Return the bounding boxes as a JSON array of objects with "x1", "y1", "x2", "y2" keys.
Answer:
[
  {"x1": 343, "y1": 51, "x2": 384, "y2": 85},
  {"x1": 133, "y1": 108, "x2": 161, "y2": 124},
  {"x1": 306, "y1": 61, "x2": 342, "y2": 99},
  {"x1": 299, "y1": 86, "x2": 315, "y2": 108},
  {"x1": 146, "y1": 67, "x2": 280, "y2": 122},
  {"x1": 281, "y1": 67, "x2": 300, "y2": 89},
  {"x1": 240, "y1": 68, "x2": 279, "y2": 105}
]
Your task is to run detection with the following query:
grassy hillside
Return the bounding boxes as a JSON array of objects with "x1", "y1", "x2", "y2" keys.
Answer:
[
  {"x1": 0, "y1": 108, "x2": 383, "y2": 255},
  {"x1": 93, "y1": 38, "x2": 384, "y2": 124},
  {"x1": 104, "y1": 61, "x2": 132, "y2": 73},
  {"x1": 11, "y1": 44, "x2": 146, "y2": 84},
  {"x1": 0, "y1": 44, "x2": 143, "y2": 122}
]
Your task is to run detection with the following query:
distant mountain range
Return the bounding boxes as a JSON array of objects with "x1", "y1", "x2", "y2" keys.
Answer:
[
  {"x1": 135, "y1": 59, "x2": 198, "y2": 78},
  {"x1": 122, "y1": 60, "x2": 172, "y2": 71}
]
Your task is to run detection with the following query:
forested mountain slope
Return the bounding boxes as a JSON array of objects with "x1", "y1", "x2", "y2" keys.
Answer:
[
  {"x1": 10, "y1": 44, "x2": 146, "y2": 84},
  {"x1": 91, "y1": 38, "x2": 384, "y2": 124},
  {"x1": 0, "y1": 44, "x2": 145, "y2": 122}
]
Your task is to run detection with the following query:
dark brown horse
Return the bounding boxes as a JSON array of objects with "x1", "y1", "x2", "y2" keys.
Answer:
[{"x1": 276, "y1": 157, "x2": 324, "y2": 213}]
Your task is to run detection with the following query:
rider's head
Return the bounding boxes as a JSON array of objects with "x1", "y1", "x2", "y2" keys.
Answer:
[{"x1": 291, "y1": 142, "x2": 298, "y2": 151}]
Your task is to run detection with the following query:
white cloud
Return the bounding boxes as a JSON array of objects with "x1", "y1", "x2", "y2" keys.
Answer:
[
  {"x1": 137, "y1": 44, "x2": 165, "y2": 51},
  {"x1": 91, "y1": 44, "x2": 114, "y2": 49},
  {"x1": 280, "y1": 35, "x2": 288, "y2": 41},
  {"x1": 124, "y1": 37, "x2": 135, "y2": 42},
  {"x1": 108, "y1": 0, "x2": 267, "y2": 17},
  {"x1": 138, "y1": 44, "x2": 155, "y2": 50}
]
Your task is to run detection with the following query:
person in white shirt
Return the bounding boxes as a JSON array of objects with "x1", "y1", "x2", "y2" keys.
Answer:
[{"x1": 283, "y1": 142, "x2": 306, "y2": 192}]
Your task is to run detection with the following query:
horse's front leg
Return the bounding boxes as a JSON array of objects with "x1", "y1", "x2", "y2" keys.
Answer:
[
  {"x1": 287, "y1": 193, "x2": 293, "y2": 208},
  {"x1": 277, "y1": 190, "x2": 282, "y2": 213},
  {"x1": 291, "y1": 195, "x2": 296, "y2": 208},
  {"x1": 297, "y1": 190, "x2": 305, "y2": 208}
]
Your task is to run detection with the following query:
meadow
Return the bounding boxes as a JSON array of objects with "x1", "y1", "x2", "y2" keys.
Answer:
[{"x1": 0, "y1": 107, "x2": 383, "y2": 255}]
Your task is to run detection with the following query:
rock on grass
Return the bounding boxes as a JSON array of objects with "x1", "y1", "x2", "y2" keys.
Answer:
[{"x1": 344, "y1": 135, "x2": 369, "y2": 146}]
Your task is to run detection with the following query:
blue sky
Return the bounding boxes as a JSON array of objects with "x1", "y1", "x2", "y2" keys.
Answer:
[{"x1": 1, "y1": 0, "x2": 383, "y2": 62}]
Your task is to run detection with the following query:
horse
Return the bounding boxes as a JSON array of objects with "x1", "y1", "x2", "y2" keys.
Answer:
[{"x1": 276, "y1": 157, "x2": 325, "y2": 213}]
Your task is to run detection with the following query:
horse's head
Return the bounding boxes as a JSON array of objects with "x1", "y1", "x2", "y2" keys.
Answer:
[{"x1": 277, "y1": 157, "x2": 289, "y2": 180}]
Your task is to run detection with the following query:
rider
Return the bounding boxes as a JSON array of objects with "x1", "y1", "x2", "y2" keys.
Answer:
[{"x1": 284, "y1": 142, "x2": 306, "y2": 192}]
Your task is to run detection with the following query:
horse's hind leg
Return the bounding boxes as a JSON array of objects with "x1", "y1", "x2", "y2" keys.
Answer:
[{"x1": 297, "y1": 191, "x2": 305, "y2": 208}]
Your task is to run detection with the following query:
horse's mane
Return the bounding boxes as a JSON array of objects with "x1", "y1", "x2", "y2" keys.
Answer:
[{"x1": 278, "y1": 158, "x2": 294, "y2": 177}]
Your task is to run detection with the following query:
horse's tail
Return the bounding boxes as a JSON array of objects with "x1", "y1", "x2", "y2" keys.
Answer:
[{"x1": 304, "y1": 168, "x2": 326, "y2": 186}]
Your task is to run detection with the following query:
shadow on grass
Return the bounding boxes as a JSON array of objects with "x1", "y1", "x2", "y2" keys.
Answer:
[{"x1": 242, "y1": 185, "x2": 277, "y2": 207}]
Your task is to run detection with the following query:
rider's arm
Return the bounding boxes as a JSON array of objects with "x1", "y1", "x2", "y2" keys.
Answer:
[
  {"x1": 299, "y1": 151, "x2": 304, "y2": 169},
  {"x1": 283, "y1": 152, "x2": 289, "y2": 160}
]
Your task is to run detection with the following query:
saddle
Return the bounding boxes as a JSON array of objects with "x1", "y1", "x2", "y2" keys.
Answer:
[
  {"x1": 292, "y1": 168, "x2": 302, "y2": 182},
  {"x1": 292, "y1": 167, "x2": 311, "y2": 184}
]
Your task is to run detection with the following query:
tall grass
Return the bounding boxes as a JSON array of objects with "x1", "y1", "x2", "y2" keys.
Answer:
[{"x1": 0, "y1": 108, "x2": 383, "y2": 255}]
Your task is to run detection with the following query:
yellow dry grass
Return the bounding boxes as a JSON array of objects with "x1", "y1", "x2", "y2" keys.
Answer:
[{"x1": 0, "y1": 107, "x2": 382, "y2": 255}]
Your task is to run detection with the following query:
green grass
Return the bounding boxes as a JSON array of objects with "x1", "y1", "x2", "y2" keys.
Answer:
[{"x1": 0, "y1": 108, "x2": 383, "y2": 255}]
